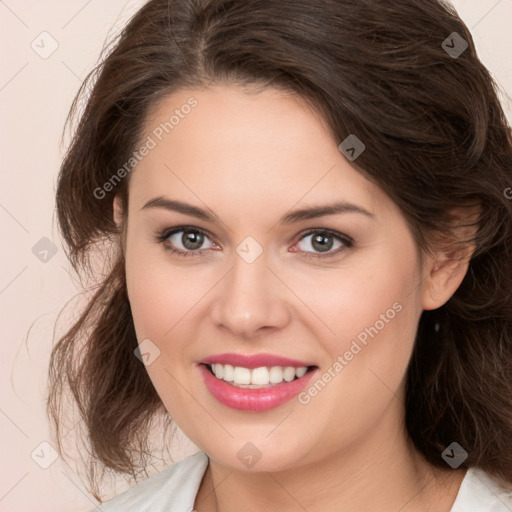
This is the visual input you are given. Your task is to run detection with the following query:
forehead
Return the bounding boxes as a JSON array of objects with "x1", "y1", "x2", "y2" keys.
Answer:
[{"x1": 128, "y1": 84, "x2": 387, "y2": 219}]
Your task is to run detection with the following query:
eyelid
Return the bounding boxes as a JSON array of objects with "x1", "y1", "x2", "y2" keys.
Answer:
[
  {"x1": 158, "y1": 225, "x2": 215, "y2": 242},
  {"x1": 296, "y1": 227, "x2": 353, "y2": 244},
  {"x1": 157, "y1": 225, "x2": 218, "y2": 255},
  {"x1": 292, "y1": 228, "x2": 354, "y2": 258}
]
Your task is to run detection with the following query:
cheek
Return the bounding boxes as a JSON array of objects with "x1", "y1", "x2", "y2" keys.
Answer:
[
  {"x1": 125, "y1": 261, "x2": 173, "y2": 339},
  {"x1": 125, "y1": 237, "x2": 205, "y2": 339},
  {"x1": 293, "y1": 268, "x2": 421, "y2": 446},
  {"x1": 124, "y1": 244, "x2": 204, "y2": 414},
  {"x1": 295, "y1": 243, "x2": 422, "y2": 406},
  {"x1": 289, "y1": 253, "x2": 419, "y2": 355}
]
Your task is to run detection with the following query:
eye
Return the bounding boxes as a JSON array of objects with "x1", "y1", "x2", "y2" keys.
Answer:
[
  {"x1": 156, "y1": 226, "x2": 353, "y2": 259},
  {"x1": 293, "y1": 229, "x2": 353, "y2": 258},
  {"x1": 157, "y1": 227, "x2": 218, "y2": 256}
]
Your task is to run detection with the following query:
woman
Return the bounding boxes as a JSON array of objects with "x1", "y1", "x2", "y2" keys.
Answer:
[{"x1": 48, "y1": 0, "x2": 512, "y2": 510}]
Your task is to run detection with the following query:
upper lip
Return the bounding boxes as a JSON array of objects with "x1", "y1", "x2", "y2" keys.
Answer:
[{"x1": 201, "y1": 353, "x2": 316, "y2": 369}]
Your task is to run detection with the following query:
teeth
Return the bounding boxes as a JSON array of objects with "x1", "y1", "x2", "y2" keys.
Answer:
[
  {"x1": 233, "y1": 366, "x2": 251, "y2": 385},
  {"x1": 296, "y1": 366, "x2": 307, "y2": 378},
  {"x1": 283, "y1": 367, "x2": 296, "y2": 382},
  {"x1": 209, "y1": 364, "x2": 310, "y2": 387},
  {"x1": 251, "y1": 367, "x2": 269, "y2": 385},
  {"x1": 222, "y1": 364, "x2": 234, "y2": 382},
  {"x1": 269, "y1": 366, "x2": 283, "y2": 384}
]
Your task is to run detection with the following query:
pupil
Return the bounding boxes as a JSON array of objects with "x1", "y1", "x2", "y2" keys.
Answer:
[
  {"x1": 312, "y1": 233, "x2": 333, "y2": 252},
  {"x1": 183, "y1": 230, "x2": 204, "y2": 250}
]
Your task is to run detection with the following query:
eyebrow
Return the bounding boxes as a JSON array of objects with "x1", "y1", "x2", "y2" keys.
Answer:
[
  {"x1": 141, "y1": 196, "x2": 375, "y2": 224},
  {"x1": 142, "y1": 196, "x2": 216, "y2": 221}
]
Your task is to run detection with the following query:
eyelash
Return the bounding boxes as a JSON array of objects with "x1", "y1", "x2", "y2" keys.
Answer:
[{"x1": 155, "y1": 226, "x2": 354, "y2": 260}]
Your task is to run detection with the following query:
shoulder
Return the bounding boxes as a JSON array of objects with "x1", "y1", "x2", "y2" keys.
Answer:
[
  {"x1": 92, "y1": 451, "x2": 209, "y2": 512},
  {"x1": 451, "y1": 467, "x2": 512, "y2": 512}
]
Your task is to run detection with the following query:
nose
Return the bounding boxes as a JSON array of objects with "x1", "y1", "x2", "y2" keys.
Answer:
[{"x1": 210, "y1": 250, "x2": 291, "y2": 339}]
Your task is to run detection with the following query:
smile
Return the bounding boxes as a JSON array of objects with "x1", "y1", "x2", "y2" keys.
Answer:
[
  {"x1": 207, "y1": 363, "x2": 309, "y2": 387},
  {"x1": 198, "y1": 353, "x2": 318, "y2": 411}
]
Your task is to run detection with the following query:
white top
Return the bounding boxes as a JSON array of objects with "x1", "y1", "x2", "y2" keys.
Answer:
[{"x1": 93, "y1": 451, "x2": 512, "y2": 511}]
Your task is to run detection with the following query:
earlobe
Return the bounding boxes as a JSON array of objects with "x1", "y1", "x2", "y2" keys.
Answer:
[
  {"x1": 421, "y1": 205, "x2": 480, "y2": 311},
  {"x1": 421, "y1": 244, "x2": 475, "y2": 311},
  {"x1": 113, "y1": 195, "x2": 124, "y2": 228}
]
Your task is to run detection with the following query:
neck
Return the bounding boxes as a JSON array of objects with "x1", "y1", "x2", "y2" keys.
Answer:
[{"x1": 194, "y1": 404, "x2": 465, "y2": 512}]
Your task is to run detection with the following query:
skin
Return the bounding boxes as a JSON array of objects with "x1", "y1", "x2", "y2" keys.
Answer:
[{"x1": 114, "y1": 83, "x2": 475, "y2": 511}]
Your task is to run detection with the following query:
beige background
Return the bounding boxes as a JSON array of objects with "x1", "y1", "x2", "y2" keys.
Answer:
[{"x1": 1, "y1": 1, "x2": 511, "y2": 510}]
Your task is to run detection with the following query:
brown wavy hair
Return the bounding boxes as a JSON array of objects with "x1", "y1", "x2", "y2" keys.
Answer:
[{"x1": 48, "y1": 0, "x2": 512, "y2": 500}]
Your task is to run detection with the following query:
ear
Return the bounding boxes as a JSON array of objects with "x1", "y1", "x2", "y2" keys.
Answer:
[
  {"x1": 421, "y1": 205, "x2": 480, "y2": 311},
  {"x1": 113, "y1": 195, "x2": 124, "y2": 228}
]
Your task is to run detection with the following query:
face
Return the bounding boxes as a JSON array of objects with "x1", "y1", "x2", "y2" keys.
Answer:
[{"x1": 121, "y1": 83, "x2": 429, "y2": 472}]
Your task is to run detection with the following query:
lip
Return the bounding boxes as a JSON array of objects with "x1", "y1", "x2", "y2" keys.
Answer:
[
  {"x1": 201, "y1": 352, "x2": 315, "y2": 369},
  {"x1": 198, "y1": 363, "x2": 318, "y2": 412}
]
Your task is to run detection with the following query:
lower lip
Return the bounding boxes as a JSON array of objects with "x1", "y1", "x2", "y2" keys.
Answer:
[{"x1": 198, "y1": 364, "x2": 317, "y2": 412}]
